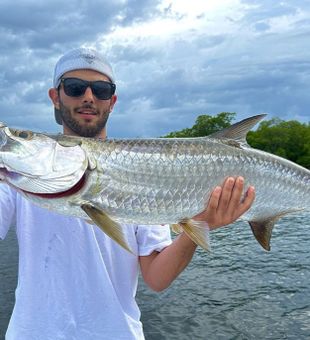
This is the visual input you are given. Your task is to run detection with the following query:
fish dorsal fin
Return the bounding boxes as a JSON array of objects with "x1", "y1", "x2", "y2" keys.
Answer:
[
  {"x1": 208, "y1": 114, "x2": 267, "y2": 143},
  {"x1": 81, "y1": 204, "x2": 134, "y2": 254}
]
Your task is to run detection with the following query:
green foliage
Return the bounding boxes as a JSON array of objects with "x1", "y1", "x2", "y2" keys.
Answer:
[
  {"x1": 165, "y1": 112, "x2": 310, "y2": 169},
  {"x1": 165, "y1": 112, "x2": 236, "y2": 137},
  {"x1": 247, "y1": 118, "x2": 310, "y2": 169}
]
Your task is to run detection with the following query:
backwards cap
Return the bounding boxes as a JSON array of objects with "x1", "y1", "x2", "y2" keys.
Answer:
[{"x1": 53, "y1": 47, "x2": 115, "y2": 88}]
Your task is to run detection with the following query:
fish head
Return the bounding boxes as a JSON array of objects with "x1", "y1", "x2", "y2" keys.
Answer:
[{"x1": 0, "y1": 122, "x2": 88, "y2": 196}]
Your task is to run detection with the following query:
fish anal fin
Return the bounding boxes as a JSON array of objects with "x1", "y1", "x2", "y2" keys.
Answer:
[
  {"x1": 249, "y1": 214, "x2": 282, "y2": 251},
  {"x1": 177, "y1": 218, "x2": 210, "y2": 251},
  {"x1": 249, "y1": 209, "x2": 303, "y2": 251},
  {"x1": 249, "y1": 219, "x2": 276, "y2": 251},
  {"x1": 81, "y1": 204, "x2": 134, "y2": 254}
]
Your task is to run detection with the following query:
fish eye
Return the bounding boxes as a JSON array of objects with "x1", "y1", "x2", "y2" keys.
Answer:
[{"x1": 9, "y1": 128, "x2": 33, "y2": 140}]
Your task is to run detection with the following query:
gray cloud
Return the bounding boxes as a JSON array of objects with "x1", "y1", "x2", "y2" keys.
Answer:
[
  {"x1": 0, "y1": 0, "x2": 163, "y2": 132},
  {"x1": 0, "y1": 0, "x2": 309, "y2": 138}
]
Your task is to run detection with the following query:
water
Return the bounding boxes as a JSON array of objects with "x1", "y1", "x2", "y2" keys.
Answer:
[
  {"x1": 1, "y1": 215, "x2": 309, "y2": 340},
  {"x1": 0, "y1": 227, "x2": 18, "y2": 340}
]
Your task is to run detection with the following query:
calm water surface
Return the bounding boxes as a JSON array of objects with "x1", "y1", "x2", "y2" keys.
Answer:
[{"x1": 1, "y1": 214, "x2": 309, "y2": 340}]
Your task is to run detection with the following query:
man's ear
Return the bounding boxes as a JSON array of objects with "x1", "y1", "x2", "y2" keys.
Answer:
[
  {"x1": 48, "y1": 88, "x2": 60, "y2": 109},
  {"x1": 109, "y1": 94, "x2": 117, "y2": 112}
]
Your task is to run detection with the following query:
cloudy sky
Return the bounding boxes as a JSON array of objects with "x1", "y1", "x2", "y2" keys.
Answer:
[{"x1": 0, "y1": 0, "x2": 309, "y2": 138}]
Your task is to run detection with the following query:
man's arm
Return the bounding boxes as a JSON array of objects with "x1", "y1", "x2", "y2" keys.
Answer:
[{"x1": 139, "y1": 176, "x2": 255, "y2": 292}]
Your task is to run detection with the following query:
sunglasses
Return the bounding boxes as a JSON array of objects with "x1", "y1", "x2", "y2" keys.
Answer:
[{"x1": 60, "y1": 77, "x2": 116, "y2": 100}]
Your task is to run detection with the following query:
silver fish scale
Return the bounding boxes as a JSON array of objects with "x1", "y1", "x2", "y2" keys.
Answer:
[
  {"x1": 1, "y1": 120, "x2": 309, "y2": 231},
  {"x1": 80, "y1": 138, "x2": 310, "y2": 225},
  {"x1": 241, "y1": 154, "x2": 309, "y2": 221}
]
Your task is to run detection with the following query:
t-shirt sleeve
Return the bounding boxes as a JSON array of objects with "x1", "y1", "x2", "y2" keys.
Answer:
[
  {"x1": 0, "y1": 184, "x2": 16, "y2": 240},
  {"x1": 136, "y1": 224, "x2": 172, "y2": 256}
]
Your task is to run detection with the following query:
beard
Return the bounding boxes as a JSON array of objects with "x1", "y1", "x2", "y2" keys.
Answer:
[{"x1": 59, "y1": 101, "x2": 110, "y2": 138}]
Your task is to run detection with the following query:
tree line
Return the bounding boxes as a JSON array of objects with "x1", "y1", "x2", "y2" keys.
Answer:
[{"x1": 164, "y1": 112, "x2": 310, "y2": 169}]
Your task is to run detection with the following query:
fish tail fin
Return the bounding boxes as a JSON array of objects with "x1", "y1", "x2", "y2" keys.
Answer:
[{"x1": 177, "y1": 218, "x2": 210, "y2": 251}]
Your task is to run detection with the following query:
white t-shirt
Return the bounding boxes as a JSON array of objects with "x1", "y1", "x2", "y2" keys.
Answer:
[{"x1": 0, "y1": 184, "x2": 172, "y2": 340}]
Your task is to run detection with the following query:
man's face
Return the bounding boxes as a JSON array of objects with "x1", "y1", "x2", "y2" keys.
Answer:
[{"x1": 50, "y1": 69, "x2": 117, "y2": 138}]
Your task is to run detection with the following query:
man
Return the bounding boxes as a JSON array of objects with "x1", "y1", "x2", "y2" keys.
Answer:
[{"x1": 0, "y1": 48, "x2": 255, "y2": 339}]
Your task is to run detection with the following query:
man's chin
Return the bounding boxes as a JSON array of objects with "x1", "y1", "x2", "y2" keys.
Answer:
[
  {"x1": 77, "y1": 127, "x2": 101, "y2": 138},
  {"x1": 60, "y1": 110, "x2": 109, "y2": 137},
  {"x1": 63, "y1": 121, "x2": 100, "y2": 138}
]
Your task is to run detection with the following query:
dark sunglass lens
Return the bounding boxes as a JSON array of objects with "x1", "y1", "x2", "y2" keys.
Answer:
[
  {"x1": 92, "y1": 81, "x2": 115, "y2": 100},
  {"x1": 63, "y1": 79, "x2": 86, "y2": 97},
  {"x1": 62, "y1": 78, "x2": 115, "y2": 99}
]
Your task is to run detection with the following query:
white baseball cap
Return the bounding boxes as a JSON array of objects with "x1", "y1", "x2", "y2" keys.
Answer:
[{"x1": 53, "y1": 47, "x2": 115, "y2": 87}]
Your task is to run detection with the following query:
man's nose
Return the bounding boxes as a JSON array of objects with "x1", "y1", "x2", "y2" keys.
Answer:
[{"x1": 82, "y1": 86, "x2": 95, "y2": 102}]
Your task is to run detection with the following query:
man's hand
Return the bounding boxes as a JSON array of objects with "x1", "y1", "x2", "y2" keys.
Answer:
[
  {"x1": 193, "y1": 176, "x2": 255, "y2": 230},
  {"x1": 140, "y1": 176, "x2": 255, "y2": 291}
]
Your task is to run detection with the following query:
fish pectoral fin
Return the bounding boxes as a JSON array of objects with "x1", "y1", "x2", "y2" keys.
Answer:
[
  {"x1": 81, "y1": 204, "x2": 134, "y2": 254},
  {"x1": 178, "y1": 218, "x2": 210, "y2": 252}
]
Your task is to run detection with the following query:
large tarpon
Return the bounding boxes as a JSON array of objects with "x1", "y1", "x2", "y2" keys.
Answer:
[{"x1": 0, "y1": 115, "x2": 309, "y2": 252}]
